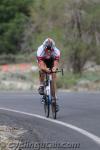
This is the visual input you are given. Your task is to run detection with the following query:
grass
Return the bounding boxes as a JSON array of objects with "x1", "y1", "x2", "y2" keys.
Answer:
[
  {"x1": 56, "y1": 72, "x2": 80, "y2": 89},
  {"x1": 56, "y1": 70, "x2": 100, "y2": 89},
  {"x1": 0, "y1": 69, "x2": 39, "y2": 90},
  {"x1": 0, "y1": 64, "x2": 100, "y2": 91},
  {"x1": 81, "y1": 71, "x2": 100, "y2": 82},
  {"x1": 0, "y1": 53, "x2": 35, "y2": 65}
]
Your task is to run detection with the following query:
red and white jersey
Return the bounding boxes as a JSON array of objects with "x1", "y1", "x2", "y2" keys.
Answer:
[{"x1": 37, "y1": 45, "x2": 60, "y2": 61}]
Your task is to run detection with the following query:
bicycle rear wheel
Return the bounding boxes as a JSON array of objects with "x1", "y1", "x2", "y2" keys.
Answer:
[{"x1": 44, "y1": 96, "x2": 50, "y2": 118}]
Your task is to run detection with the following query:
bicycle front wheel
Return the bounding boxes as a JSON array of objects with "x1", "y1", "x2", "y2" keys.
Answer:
[
  {"x1": 44, "y1": 96, "x2": 50, "y2": 118},
  {"x1": 50, "y1": 79, "x2": 57, "y2": 119},
  {"x1": 51, "y1": 100, "x2": 57, "y2": 119}
]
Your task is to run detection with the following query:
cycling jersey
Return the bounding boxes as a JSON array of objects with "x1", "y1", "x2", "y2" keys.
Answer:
[{"x1": 37, "y1": 45, "x2": 60, "y2": 61}]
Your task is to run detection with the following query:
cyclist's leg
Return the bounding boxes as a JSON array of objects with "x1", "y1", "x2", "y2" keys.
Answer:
[
  {"x1": 39, "y1": 70, "x2": 45, "y2": 85},
  {"x1": 52, "y1": 73, "x2": 59, "y2": 112},
  {"x1": 38, "y1": 60, "x2": 48, "y2": 95},
  {"x1": 38, "y1": 70, "x2": 45, "y2": 95},
  {"x1": 51, "y1": 73, "x2": 57, "y2": 99}
]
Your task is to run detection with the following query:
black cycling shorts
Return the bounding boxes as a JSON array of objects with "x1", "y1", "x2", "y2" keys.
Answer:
[{"x1": 44, "y1": 58, "x2": 54, "y2": 69}]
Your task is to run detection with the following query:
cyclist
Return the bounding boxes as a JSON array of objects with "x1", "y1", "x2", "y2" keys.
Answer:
[{"x1": 37, "y1": 38, "x2": 60, "y2": 104}]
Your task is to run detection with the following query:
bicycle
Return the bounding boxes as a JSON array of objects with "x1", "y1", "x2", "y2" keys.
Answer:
[{"x1": 42, "y1": 69, "x2": 63, "y2": 119}]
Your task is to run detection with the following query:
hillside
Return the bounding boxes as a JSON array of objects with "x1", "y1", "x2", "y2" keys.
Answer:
[
  {"x1": 30, "y1": 0, "x2": 100, "y2": 73},
  {"x1": 0, "y1": 0, "x2": 100, "y2": 91},
  {"x1": 0, "y1": 0, "x2": 100, "y2": 74}
]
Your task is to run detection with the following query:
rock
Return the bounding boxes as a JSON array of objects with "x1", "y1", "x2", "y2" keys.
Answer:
[{"x1": 0, "y1": 125, "x2": 27, "y2": 150}]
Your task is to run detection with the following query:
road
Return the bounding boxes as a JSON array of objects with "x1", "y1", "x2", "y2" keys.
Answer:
[{"x1": 0, "y1": 91, "x2": 100, "y2": 150}]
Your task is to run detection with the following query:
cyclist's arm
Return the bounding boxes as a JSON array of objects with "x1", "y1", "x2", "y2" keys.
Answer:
[
  {"x1": 53, "y1": 48, "x2": 60, "y2": 70},
  {"x1": 38, "y1": 60, "x2": 46, "y2": 70},
  {"x1": 37, "y1": 59, "x2": 50, "y2": 73},
  {"x1": 54, "y1": 60, "x2": 59, "y2": 68}
]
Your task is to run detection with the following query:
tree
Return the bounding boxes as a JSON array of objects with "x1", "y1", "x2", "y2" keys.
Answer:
[
  {"x1": 63, "y1": 0, "x2": 100, "y2": 73},
  {"x1": 0, "y1": 0, "x2": 32, "y2": 54}
]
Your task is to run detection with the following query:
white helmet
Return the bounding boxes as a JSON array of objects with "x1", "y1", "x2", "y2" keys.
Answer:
[{"x1": 43, "y1": 38, "x2": 55, "y2": 50}]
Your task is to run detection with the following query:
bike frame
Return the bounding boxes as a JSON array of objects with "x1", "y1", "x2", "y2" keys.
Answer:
[
  {"x1": 43, "y1": 69, "x2": 63, "y2": 119},
  {"x1": 45, "y1": 73, "x2": 52, "y2": 104}
]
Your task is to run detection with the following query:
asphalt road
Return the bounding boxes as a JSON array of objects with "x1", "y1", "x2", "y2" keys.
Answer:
[{"x1": 0, "y1": 91, "x2": 100, "y2": 150}]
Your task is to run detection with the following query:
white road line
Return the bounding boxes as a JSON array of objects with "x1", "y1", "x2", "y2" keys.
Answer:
[{"x1": 0, "y1": 107, "x2": 100, "y2": 146}]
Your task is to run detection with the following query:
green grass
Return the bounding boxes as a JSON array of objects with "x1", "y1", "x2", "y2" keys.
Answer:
[
  {"x1": 56, "y1": 70, "x2": 100, "y2": 89},
  {"x1": 0, "y1": 70, "x2": 39, "y2": 90},
  {"x1": 81, "y1": 71, "x2": 100, "y2": 82},
  {"x1": 56, "y1": 72, "x2": 80, "y2": 89},
  {"x1": 0, "y1": 53, "x2": 35, "y2": 65},
  {"x1": 1, "y1": 67, "x2": 100, "y2": 90}
]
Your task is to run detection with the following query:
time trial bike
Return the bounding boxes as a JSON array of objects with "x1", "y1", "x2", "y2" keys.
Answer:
[{"x1": 41, "y1": 69, "x2": 63, "y2": 119}]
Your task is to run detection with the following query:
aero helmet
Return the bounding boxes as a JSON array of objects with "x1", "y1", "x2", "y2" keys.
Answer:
[{"x1": 43, "y1": 38, "x2": 55, "y2": 50}]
